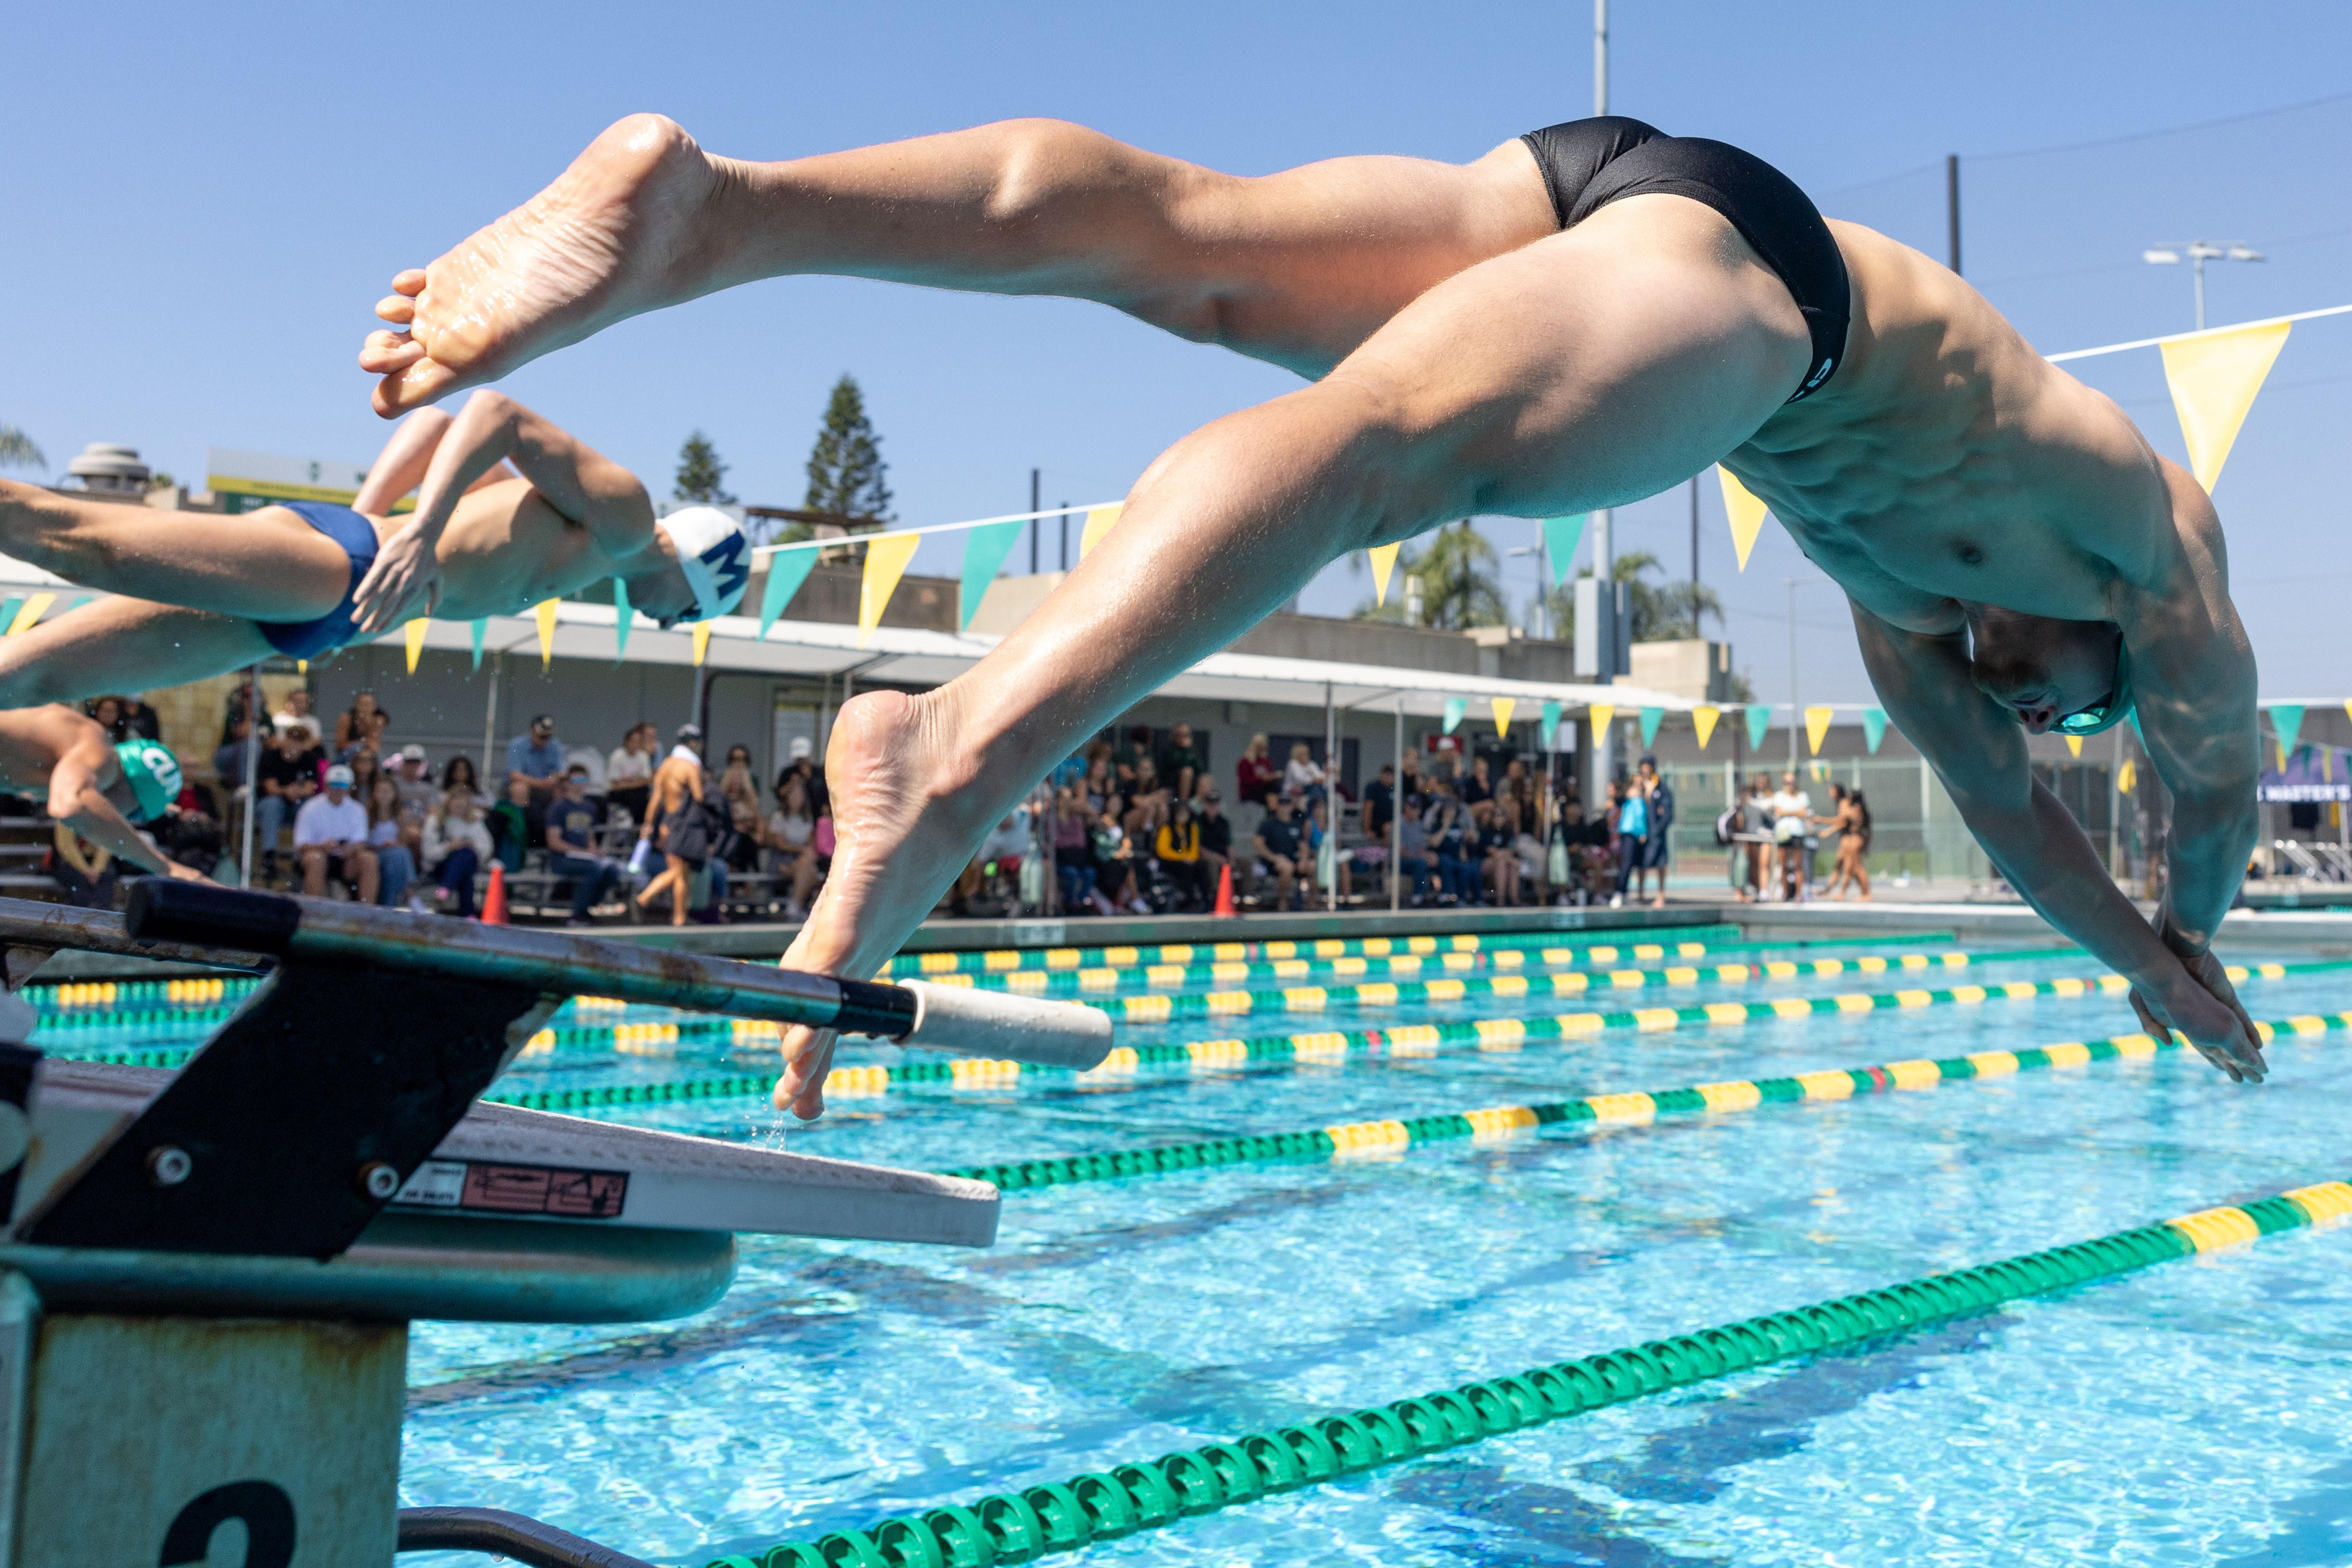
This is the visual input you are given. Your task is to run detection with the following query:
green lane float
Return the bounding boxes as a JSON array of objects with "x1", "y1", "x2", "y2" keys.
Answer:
[
  {"x1": 943, "y1": 1010, "x2": 2351, "y2": 1191},
  {"x1": 713, "y1": 1179, "x2": 2352, "y2": 1568},
  {"x1": 883, "y1": 924, "x2": 1756, "y2": 978}
]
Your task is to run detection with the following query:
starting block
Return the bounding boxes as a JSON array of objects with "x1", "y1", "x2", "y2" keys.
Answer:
[{"x1": 0, "y1": 885, "x2": 1108, "y2": 1566}]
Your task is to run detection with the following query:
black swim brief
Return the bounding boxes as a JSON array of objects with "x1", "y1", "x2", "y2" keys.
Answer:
[{"x1": 1518, "y1": 116, "x2": 1849, "y2": 402}]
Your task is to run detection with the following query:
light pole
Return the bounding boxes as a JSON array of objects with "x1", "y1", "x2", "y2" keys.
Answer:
[
  {"x1": 2143, "y1": 240, "x2": 2263, "y2": 331},
  {"x1": 1508, "y1": 541, "x2": 1548, "y2": 640}
]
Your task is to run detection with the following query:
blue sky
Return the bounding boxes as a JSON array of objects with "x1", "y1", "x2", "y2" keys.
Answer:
[{"x1": 6, "y1": 2, "x2": 2349, "y2": 703}]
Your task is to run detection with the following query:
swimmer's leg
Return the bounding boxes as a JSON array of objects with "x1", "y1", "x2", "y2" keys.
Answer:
[
  {"x1": 769, "y1": 194, "x2": 1810, "y2": 1118},
  {"x1": 0, "y1": 597, "x2": 272, "y2": 710},
  {"x1": 0, "y1": 481, "x2": 351, "y2": 620}
]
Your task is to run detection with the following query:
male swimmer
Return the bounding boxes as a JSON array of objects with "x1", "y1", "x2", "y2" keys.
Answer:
[
  {"x1": 0, "y1": 394, "x2": 750, "y2": 699},
  {"x1": 360, "y1": 112, "x2": 2266, "y2": 1115},
  {"x1": 0, "y1": 706, "x2": 207, "y2": 881}
]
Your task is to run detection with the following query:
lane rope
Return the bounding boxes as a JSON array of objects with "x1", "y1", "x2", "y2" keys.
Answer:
[{"x1": 713, "y1": 1180, "x2": 2352, "y2": 1568}]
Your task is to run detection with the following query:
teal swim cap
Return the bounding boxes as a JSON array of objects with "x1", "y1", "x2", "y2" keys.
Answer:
[{"x1": 112, "y1": 740, "x2": 182, "y2": 823}]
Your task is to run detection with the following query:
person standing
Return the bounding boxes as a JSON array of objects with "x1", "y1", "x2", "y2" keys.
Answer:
[
  {"x1": 1611, "y1": 774, "x2": 1649, "y2": 908},
  {"x1": 635, "y1": 725, "x2": 710, "y2": 926},
  {"x1": 1635, "y1": 755, "x2": 1674, "y2": 908},
  {"x1": 1770, "y1": 771, "x2": 1814, "y2": 902}
]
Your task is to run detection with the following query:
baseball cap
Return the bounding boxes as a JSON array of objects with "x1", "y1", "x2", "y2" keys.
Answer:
[
  {"x1": 325, "y1": 764, "x2": 355, "y2": 788},
  {"x1": 676, "y1": 723, "x2": 703, "y2": 743},
  {"x1": 789, "y1": 735, "x2": 813, "y2": 761},
  {"x1": 400, "y1": 743, "x2": 427, "y2": 763}
]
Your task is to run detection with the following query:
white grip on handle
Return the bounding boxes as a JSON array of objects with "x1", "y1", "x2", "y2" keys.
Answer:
[{"x1": 898, "y1": 981, "x2": 1114, "y2": 1070}]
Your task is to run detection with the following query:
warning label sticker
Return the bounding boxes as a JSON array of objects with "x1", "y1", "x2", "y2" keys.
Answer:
[{"x1": 391, "y1": 1159, "x2": 628, "y2": 1220}]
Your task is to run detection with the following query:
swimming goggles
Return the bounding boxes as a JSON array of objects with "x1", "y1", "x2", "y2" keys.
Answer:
[{"x1": 2052, "y1": 639, "x2": 2135, "y2": 737}]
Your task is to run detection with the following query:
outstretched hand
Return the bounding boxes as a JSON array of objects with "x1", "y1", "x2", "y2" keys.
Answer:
[
  {"x1": 350, "y1": 522, "x2": 445, "y2": 635},
  {"x1": 2128, "y1": 923, "x2": 2267, "y2": 1083}
]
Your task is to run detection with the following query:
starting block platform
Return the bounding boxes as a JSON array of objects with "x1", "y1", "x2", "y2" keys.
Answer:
[{"x1": 0, "y1": 884, "x2": 1107, "y2": 1567}]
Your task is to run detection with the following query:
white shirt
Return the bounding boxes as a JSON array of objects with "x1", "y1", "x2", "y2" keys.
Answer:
[
  {"x1": 607, "y1": 746, "x2": 654, "y2": 787},
  {"x1": 1284, "y1": 757, "x2": 1325, "y2": 793},
  {"x1": 294, "y1": 793, "x2": 368, "y2": 848},
  {"x1": 1769, "y1": 789, "x2": 1812, "y2": 827}
]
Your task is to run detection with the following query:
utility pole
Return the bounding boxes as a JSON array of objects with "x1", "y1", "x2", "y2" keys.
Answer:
[
  {"x1": 1029, "y1": 468, "x2": 1040, "y2": 572},
  {"x1": 1588, "y1": 0, "x2": 1616, "y2": 803},
  {"x1": 1945, "y1": 155, "x2": 1961, "y2": 275},
  {"x1": 1594, "y1": 0, "x2": 1608, "y2": 116},
  {"x1": 1688, "y1": 476, "x2": 1699, "y2": 617},
  {"x1": 1059, "y1": 499, "x2": 1069, "y2": 571},
  {"x1": 1786, "y1": 577, "x2": 1801, "y2": 770}
]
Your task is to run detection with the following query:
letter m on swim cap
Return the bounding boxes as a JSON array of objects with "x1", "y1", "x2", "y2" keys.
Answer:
[{"x1": 703, "y1": 530, "x2": 750, "y2": 607}]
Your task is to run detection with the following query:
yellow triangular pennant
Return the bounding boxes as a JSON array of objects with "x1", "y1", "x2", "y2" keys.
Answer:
[
  {"x1": 1803, "y1": 705, "x2": 1834, "y2": 755},
  {"x1": 2118, "y1": 758, "x2": 2137, "y2": 794},
  {"x1": 534, "y1": 599, "x2": 559, "y2": 670},
  {"x1": 2066, "y1": 734, "x2": 2084, "y2": 759},
  {"x1": 1079, "y1": 504, "x2": 1123, "y2": 561},
  {"x1": 858, "y1": 532, "x2": 922, "y2": 646},
  {"x1": 1491, "y1": 696, "x2": 1516, "y2": 735},
  {"x1": 1692, "y1": 705, "x2": 1719, "y2": 750},
  {"x1": 7, "y1": 593, "x2": 55, "y2": 636},
  {"x1": 404, "y1": 617, "x2": 429, "y2": 673},
  {"x1": 2160, "y1": 320, "x2": 2290, "y2": 493},
  {"x1": 692, "y1": 623, "x2": 713, "y2": 667},
  {"x1": 1589, "y1": 703, "x2": 1614, "y2": 737},
  {"x1": 1717, "y1": 466, "x2": 1770, "y2": 572},
  {"x1": 1370, "y1": 542, "x2": 1401, "y2": 605}
]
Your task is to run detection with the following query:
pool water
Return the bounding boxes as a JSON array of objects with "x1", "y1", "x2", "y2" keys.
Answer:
[{"x1": 45, "y1": 940, "x2": 2352, "y2": 1565}]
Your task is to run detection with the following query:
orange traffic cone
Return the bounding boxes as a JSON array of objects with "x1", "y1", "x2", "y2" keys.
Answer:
[
  {"x1": 483, "y1": 862, "x2": 509, "y2": 925},
  {"x1": 1212, "y1": 861, "x2": 1235, "y2": 917}
]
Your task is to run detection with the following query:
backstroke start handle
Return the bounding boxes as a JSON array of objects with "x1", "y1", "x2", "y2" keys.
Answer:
[{"x1": 897, "y1": 980, "x2": 1115, "y2": 1070}]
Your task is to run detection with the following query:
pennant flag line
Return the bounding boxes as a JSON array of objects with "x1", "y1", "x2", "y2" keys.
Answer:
[
  {"x1": 1589, "y1": 703, "x2": 1615, "y2": 739},
  {"x1": 1078, "y1": 505, "x2": 1123, "y2": 561},
  {"x1": 404, "y1": 618, "x2": 429, "y2": 674},
  {"x1": 1638, "y1": 705, "x2": 1663, "y2": 750},
  {"x1": 471, "y1": 617, "x2": 487, "y2": 671},
  {"x1": 609, "y1": 583, "x2": 630, "y2": 666},
  {"x1": 692, "y1": 623, "x2": 713, "y2": 668},
  {"x1": 958, "y1": 520, "x2": 1026, "y2": 632},
  {"x1": 1492, "y1": 696, "x2": 1516, "y2": 736},
  {"x1": 1370, "y1": 542, "x2": 1402, "y2": 606},
  {"x1": 1540, "y1": 699, "x2": 1562, "y2": 750},
  {"x1": 0, "y1": 599, "x2": 21, "y2": 637},
  {"x1": 1718, "y1": 467, "x2": 1770, "y2": 572},
  {"x1": 1745, "y1": 704, "x2": 1772, "y2": 751},
  {"x1": 8, "y1": 594, "x2": 55, "y2": 636},
  {"x1": 2118, "y1": 758, "x2": 2138, "y2": 794},
  {"x1": 2066, "y1": 734, "x2": 2084, "y2": 759},
  {"x1": 1804, "y1": 706, "x2": 1834, "y2": 755},
  {"x1": 858, "y1": 533, "x2": 922, "y2": 647},
  {"x1": 1442, "y1": 696, "x2": 1466, "y2": 735},
  {"x1": 2270, "y1": 704, "x2": 2307, "y2": 771},
  {"x1": 760, "y1": 548, "x2": 818, "y2": 638},
  {"x1": 534, "y1": 599, "x2": 559, "y2": 670},
  {"x1": 1540, "y1": 515, "x2": 1587, "y2": 587},
  {"x1": 1861, "y1": 707, "x2": 1888, "y2": 754},
  {"x1": 2160, "y1": 320, "x2": 2290, "y2": 492},
  {"x1": 1692, "y1": 705, "x2": 1719, "y2": 751}
]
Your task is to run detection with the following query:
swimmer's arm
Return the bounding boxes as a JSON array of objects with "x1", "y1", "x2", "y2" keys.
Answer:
[
  {"x1": 352, "y1": 408, "x2": 519, "y2": 516},
  {"x1": 1850, "y1": 602, "x2": 2260, "y2": 1079},
  {"x1": 46, "y1": 740, "x2": 192, "y2": 880}
]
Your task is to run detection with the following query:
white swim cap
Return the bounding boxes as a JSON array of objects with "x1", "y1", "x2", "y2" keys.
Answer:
[{"x1": 656, "y1": 506, "x2": 752, "y2": 625}]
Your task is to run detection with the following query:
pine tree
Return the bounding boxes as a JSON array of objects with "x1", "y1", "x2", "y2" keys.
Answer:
[
  {"x1": 803, "y1": 375, "x2": 894, "y2": 523},
  {"x1": 673, "y1": 430, "x2": 735, "y2": 504}
]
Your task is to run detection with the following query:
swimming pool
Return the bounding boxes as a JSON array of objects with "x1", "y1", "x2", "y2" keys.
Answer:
[{"x1": 38, "y1": 932, "x2": 2352, "y2": 1565}]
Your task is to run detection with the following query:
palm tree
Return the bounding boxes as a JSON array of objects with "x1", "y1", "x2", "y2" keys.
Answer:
[
  {"x1": 1352, "y1": 521, "x2": 1508, "y2": 629},
  {"x1": 1546, "y1": 549, "x2": 1725, "y2": 644},
  {"x1": 0, "y1": 426, "x2": 43, "y2": 473}
]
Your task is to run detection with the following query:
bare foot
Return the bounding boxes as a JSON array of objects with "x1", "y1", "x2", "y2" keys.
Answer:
[
  {"x1": 773, "y1": 688, "x2": 997, "y2": 1120},
  {"x1": 359, "y1": 115, "x2": 728, "y2": 416}
]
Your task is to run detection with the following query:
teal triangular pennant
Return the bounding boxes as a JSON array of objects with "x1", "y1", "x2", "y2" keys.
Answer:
[
  {"x1": 2270, "y1": 703, "x2": 2306, "y2": 758},
  {"x1": 1540, "y1": 699, "x2": 1562, "y2": 750},
  {"x1": 610, "y1": 581, "x2": 632, "y2": 664},
  {"x1": 1745, "y1": 704, "x2": 1772, "y2": 751},
  {"x1": 1638, "y1": 705, "x2": 1663, "y2": 750},
  {"x1": 469, "y1": 617, "x2": 487, "y2": 671},
  {"x1": 1540, "y1": 515, "x2": 1587, "y2": 587},
  {"x1": 958, "y1": 520, "x2": 1026, "y2": 632},
  {"x1": 760, "y1": 546, "x2": 818, "y2": 639},
  {"x1": 1862, "y1": 707, "x2": 1888, "y2": 754},
  {"x1": 1442, "y1": 696, "x2": 1466, "y2": 735}
]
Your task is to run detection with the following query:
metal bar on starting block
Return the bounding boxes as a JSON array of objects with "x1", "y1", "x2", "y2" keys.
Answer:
[{"x1": 125, "y1": 883, "x2": 1112, "y2": 1070}]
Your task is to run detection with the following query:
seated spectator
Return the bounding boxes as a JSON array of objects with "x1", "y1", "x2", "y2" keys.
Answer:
[
  {"x1": 392, "y1": 745, "x2": 439, "y2": 819},
  {"x1": 1430, "y1": 800, "x2": 1476, "y2": 904},
  {"x1": 1395, "y1": 799, "x2": 1436, "y2": 904},
  {"x1": 505, "y1": 714, "x2": 566, "y2": 829},
  {"x1": 1154, "y1": 798, "x2": 1208, "y2": 910},
  {"x1": 440, "y1": 753, "x2": 480, "y2": 795},
  {"x1": 1122, "y1": 755, "x2": 1169, "y2": 842},
  {"x1": 1196, "y1": 792, "x2": 1233, "y2": 894},
  {"x1": 152, "y1": 764, "x2": 225, "y2": 879},
  {"x1": 295, "y1": 764, "x2": 377, "y2": 902},
  {"x1": 1052, "y1": 787, "x2": 1095, "y2": 913},
  {"x1": 1305, "y1": 799, "x2": 1350, "y2": 902},
  {"x1": 88, "y1": 695, "x2": 128, "y2": 743},
  {"x1": 1111, "y1": 725, "x2": 1152, "y2": 788},
  {"x1": 1091, "y1": 810, "x2": 1145, "y2": 915},
  {"x1": 272, "y1": 687, "x2": 316, "y2": 735},
  {"x1": 1459, "y1": 755, "x2": 1493, "y2": 807},
  {"x1": 1156, "y1": 722, "x2": 1204, "y2": 804},
  {"x1": 563, "y1": 739, "x2": 608, "y2": 803},
  {"x1": 1475, "y1": 798, "x2": 1519, "y2": 906},
  {"x1": 607, "y1": 721, "x2": 657, "y2": 825},
  {"x1": 1254, "y1": 793, "x2": 1304, "y2": 910},
  {"x1": 118, "y1": 694, "x2": 162, "y2": 741},
  {"x1": 423, "y1": 787, "x2": 494, "y2": 918},
  {"x1": 718, "y1": 746, "x2": 763, "y2": 872},
  {"x1": 546, "y1": 767, "x2": 623, "y2": 926},
  {"x1": 345, "y1": 747, "x2": 384, "y2": 817},
  {"x1": 1283, "y1": 742, "x2": 1326, "y2": 805},
  {"x1": 46, "y1": 823, "x2": 116, "y2": 909},
  {"x1": 255, "y1": 725, "x2": 320, "y2": 871},
  {"x1": 956, "y1": 812, "x2": 1031, "y2": 916},
  {"x1": 335, "y1": 691, "x2": 384, "y2": 756},
  {"x1": 487, "y1": 777, "x2": 534, "y2": 873},
  {"x1": 765, "y1": 775, "x2": 822, "y2": 920},
  {"x1": 1235, "y1": 733, "x2": 1278, "y2": 808},
  {"x1": 1362, "y1": 763, "x2": 1395, "y2": 842},
  {"x1": 213, "y1": 716, "x2": 261, "y2": 791},
  {"x1": 365, "y1": 775, "x2": 422, "y2": 911}
]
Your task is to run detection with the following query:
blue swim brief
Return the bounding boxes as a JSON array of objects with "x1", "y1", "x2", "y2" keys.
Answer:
[{"x1": 256, "y1": 501, "x2": 381, "y2": 659}]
